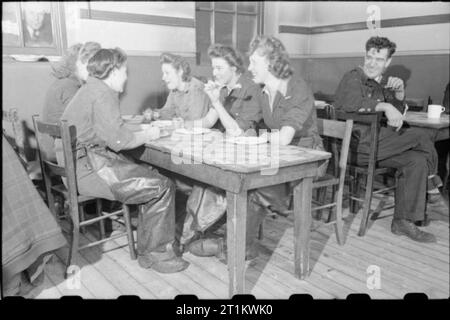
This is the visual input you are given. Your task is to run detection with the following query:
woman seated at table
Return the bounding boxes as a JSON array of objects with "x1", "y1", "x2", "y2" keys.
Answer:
[
  {"x1": 185, "y1": 43, "x2": 262, "y2": 134},
  {"x1": 156, "y1": 53, "x2": 210, "y2": 121},
  {"x1": 41, "y1": 42, "x2": 101, "y2": 160},
  {"x1": 176, "y1": 44, "x2": 263, "y2": 252},
  {"x1": 187, "y1": 36, "x2": 326, "y2": 260},
  {"x1": 59, "y1": 48, "x2": 189, "y2": 273}
]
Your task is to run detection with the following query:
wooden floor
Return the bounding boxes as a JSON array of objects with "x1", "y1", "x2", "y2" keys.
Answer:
[{"x1": 30, "y1": 192, "x2": 449, "y2": 299}]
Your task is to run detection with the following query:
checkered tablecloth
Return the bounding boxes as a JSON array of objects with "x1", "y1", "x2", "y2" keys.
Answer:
[{"x1": 2, "y1": 135, "x2": 67, "y2": 281}]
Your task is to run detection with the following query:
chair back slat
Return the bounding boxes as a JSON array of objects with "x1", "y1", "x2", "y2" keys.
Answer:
[
  {"x1": 44, "y1": 160, "x2": 67, "y2": 177},
  {"x1": 317, "y1": 118, "x2": 347, "y2": 139},
  {"x1": 32, "y1": 115, "x2": 79, "y2": 215}
]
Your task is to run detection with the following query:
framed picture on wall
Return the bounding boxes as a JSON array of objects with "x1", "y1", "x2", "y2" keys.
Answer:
[{"x1": 2, "y1": 2, "x2": 67, "y2": 57}]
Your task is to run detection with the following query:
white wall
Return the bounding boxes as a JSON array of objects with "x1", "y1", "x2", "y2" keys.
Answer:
[
  {"x1": 63, "y1": 1, "x2": 195, "y2": 56},
  {"x1": 264, "y1": 1, "x2": 450, "y2": 57}
]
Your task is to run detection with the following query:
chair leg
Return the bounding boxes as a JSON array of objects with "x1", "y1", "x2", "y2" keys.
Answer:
[
  {"x1": 349, "y1": 170, "x2": 357, "y2": 214},
  {"x1": 79, "y1": 205, "x2": 86, "y2": 234},
  {"x1": 334, "y1": 203, "x2": 344, "y2": 245},
  {"x1": 358, "y1": 175, "x2": 374, "y2": 237},
  {"x1": 258, "y1": 221, "x2": 264, "y2": 240},
  {"x1": 122, "y1": 204, "x2": 136, "y2": 260},
  {"x1": 96, "y1": 199, "x2": 106, "y2": 240},
  {"x1": 316, "y1": 187, "x2": 327, "y2": 220},
  {"x1": 66, "y1": 206, "x2": 80, "y2": 278}
]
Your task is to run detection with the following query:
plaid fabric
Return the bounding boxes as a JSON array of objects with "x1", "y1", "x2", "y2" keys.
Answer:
[{"x1": 2, "y1": 135, "x2": 67, "y2": 282}]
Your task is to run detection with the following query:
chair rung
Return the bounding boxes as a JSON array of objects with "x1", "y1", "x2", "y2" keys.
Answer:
[
  {"x1": 78, "y1": 231, "x2": 129, "y2": 250},
  {"x1": 312, "y1": 202, "x2": 336, "y2": 211},
  {"x1": 79, "y1": 210, "x2": 123, "y2": 226},
  {"x1": 373, "y1": 187, "x2": 395, "y2": 194},
  {"x1": 349, "y1": 196, "x2": 365, "y2": 202}
]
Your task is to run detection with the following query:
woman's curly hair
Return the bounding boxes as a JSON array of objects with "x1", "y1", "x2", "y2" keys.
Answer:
[
  {"x1": 51, "y1": 42, "x2": 100, "y2": 79},
  {"x1": 248, "y1": 35, "x2": 293, "y2": 79},
  {"x1": 160, "y1": 52, "x2": 191, "y2": 82},
  {"x1": 87, "y1": 47, "x2": 127, "y2": 80},
  {"x1": 208, "y1": 44, "x2": 245, "y2": 74},
  {"x1": 366, "y1": 36, "x2": 397, "y2": 58}
]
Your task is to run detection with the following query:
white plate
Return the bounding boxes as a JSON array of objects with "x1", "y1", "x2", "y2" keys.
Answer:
[
  {"x1": 10, "y1": 54, "x2": 42, "y2": 62},
  {"x1": 122, "y1": 115, "x2": 144, "y2": 123},
  {"x1": 151, "y1": 120, "x2": 173, "y2": 128},
  {"x1": 226, "y1": 136, "x2": 267, "y2": 145},
  {"x1": 174, "y1": 128, "x2": 211, "y2": 135}
]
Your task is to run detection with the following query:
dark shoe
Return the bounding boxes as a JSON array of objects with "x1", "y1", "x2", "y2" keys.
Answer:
[
  {"x1": 138, "y1": 251, "x2": 189, "y2": 273},
  {"x1": 391, "y1": 219, "x2": 436, "y2": 243},
  {"x1": 188, "y1": 238, "x2": 225, "y2": 258},
  {"x1": 414, "y1": 214, "x2": 430, "y2": 227}
]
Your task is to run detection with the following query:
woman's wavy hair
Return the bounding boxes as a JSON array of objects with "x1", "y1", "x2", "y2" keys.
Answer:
[
  {"x1": 87, "y1": 47, "x2": 127, "y2": 80},
  {"x1": 159, "y1": 52, "x2": 191, "y2": 82},
  {"x1": 51, "y1": 42, "x2": 101, "y2": 79},
  {"x1": 248, "y1": 35, "x2": 294, "y2": 79},
  {"x1": 208, "y1": 44, "x2": 245, "y2": 74}
]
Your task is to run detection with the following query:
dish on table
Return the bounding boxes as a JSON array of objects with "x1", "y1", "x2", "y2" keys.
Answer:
[
  {"x1": 122, "y1": 115, "x2": 144, "y2": 123},
  {"x1": 150, "y1": 120, "x2": 173, "y2": 128},
  {"x1": 225, "y1": 136, "x2": 267, "y2": 145},
  {"x1": 174, "y1": 128, "x2": 211, "y2": 135}
]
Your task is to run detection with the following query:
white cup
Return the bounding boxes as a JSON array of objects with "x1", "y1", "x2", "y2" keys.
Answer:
[{"x1": 427, "y1": 104, "x2": 445, "y2": 119}]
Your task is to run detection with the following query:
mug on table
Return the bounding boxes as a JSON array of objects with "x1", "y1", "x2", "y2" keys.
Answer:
[{"x1": 427, "y1": 104, "x2": 446, "y2": 119}]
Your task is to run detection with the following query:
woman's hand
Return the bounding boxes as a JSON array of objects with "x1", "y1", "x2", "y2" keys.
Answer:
[
  {"x1": 204, "y1": 80, "x2": 221, "y2": 105},
  {"x1": 145, "y1": 126, "x2": 160, "y2": 141}
]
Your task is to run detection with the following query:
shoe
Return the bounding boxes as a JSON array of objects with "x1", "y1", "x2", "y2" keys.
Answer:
[
  {"x1": 426, "y1": 193, "x2": 449, "y2": 217},
  {"x1": 188, "y1": 238, "x2": 259, "y2": 262},
  {"x1": 391, "y1": 219, "x2": 436, "y2": 243},
  {"x1": 188, "y1": 238, "x2": 225, "y2": 258},
  {"x1": 414, "y1": 214, "x2": 430, "y2": 227},
  {"x1": 138, "y1": 250, "x2": 189, "y2": 273}
]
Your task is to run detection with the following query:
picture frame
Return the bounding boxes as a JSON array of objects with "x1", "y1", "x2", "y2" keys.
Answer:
[{"x1": 2, "y1": 2, "x2": 67, "y2": 57}]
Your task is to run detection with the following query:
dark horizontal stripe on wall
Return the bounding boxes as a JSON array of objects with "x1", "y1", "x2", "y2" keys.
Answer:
[
  {"x1": 80, "y1": 8, "x2": 195, "y2": 28},
  {"x1": 279, "y1": 14, "x2": 450, "y2": 35}
]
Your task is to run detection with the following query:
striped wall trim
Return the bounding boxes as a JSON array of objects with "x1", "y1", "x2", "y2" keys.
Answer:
[
  {"x1": 80, "y1": 8, "x2": 195, "y2": 28},
  {"x1": 289, "y1": 50, "x2": 450, "y2": 59},
  {"x1": 279, "y1": 14, "x2": 450, "y2": 35}
]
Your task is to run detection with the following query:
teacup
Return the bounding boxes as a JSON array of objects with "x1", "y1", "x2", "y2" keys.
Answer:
[{"x1": 427, "y1": 104, "x2": 445, "y2": 119}]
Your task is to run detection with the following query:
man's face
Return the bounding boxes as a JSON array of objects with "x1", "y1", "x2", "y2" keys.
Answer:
[
  {"x1": 24, "y1": 8, "x2": 45, "y2": 30},
  {"x1": 211, "y1": 57, "x2": 235, "y2": 86},
  {"x1": 363, "y1": 48, "x2": 392, "y2": 79}
]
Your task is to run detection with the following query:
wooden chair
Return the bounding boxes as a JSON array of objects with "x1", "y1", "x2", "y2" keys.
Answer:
[
  {"x1": 32, "y1": 115, "x2": 136, "y2": 272},
  {"x1": 334, "y1": 110, "x2": 396, "y2": 236},
  {"x1": 259, "y1": 117, "x2": 353, "y2": 245}
]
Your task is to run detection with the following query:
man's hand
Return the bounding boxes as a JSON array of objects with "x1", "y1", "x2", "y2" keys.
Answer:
[
  {"x1": 379, "y1": 102, "x2": 404, "y2": 131},
  {"x1": 385, "y1": 76, "x2": 405, "y2": 100},
  {"x1": 204, "y1": 80, "x2": 221, "y2": 105}
]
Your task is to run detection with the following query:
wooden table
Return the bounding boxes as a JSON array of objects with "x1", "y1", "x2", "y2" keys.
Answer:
[
  {"x1": 134, "y1": 131, "x2": 330, "y2": 296},
  {"x1": 404, "y1": 111, "x2": 449, "y2": 141}
]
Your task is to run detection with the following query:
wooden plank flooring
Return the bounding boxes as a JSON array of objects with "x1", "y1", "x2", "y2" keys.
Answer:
[{"x1": 31, "y1": 194, "x2": 449, "y2": 299}]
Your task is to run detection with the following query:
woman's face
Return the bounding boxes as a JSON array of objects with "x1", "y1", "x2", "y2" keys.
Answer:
[
  {"x1": 211, "y1": 57, "x2": 236, "y2": 87},
  {"x1": 161, "y1": 63, "x2": 183, "y2": 91},
  {"x1": 75, "y1": 59, "x2": 89, "y2": 82},
  {"x1": 110, "y1": 64, "x2": 128, "y2": 93},
  {"x1": 248, "y1": 50, "x2": 270, "y2": 84}
]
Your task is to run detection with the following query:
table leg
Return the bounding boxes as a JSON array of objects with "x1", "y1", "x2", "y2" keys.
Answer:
[
  {"x1": 226, "y1": 191, "x2": 247, "y2": 297},
  {"x1": 293, "y1": 176, "x2": 313, "y2": 279}
]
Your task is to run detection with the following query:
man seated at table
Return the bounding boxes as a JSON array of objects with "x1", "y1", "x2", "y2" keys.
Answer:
[{"x1": 333, "y1": 36, "x2": 448, "y2": 243}]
